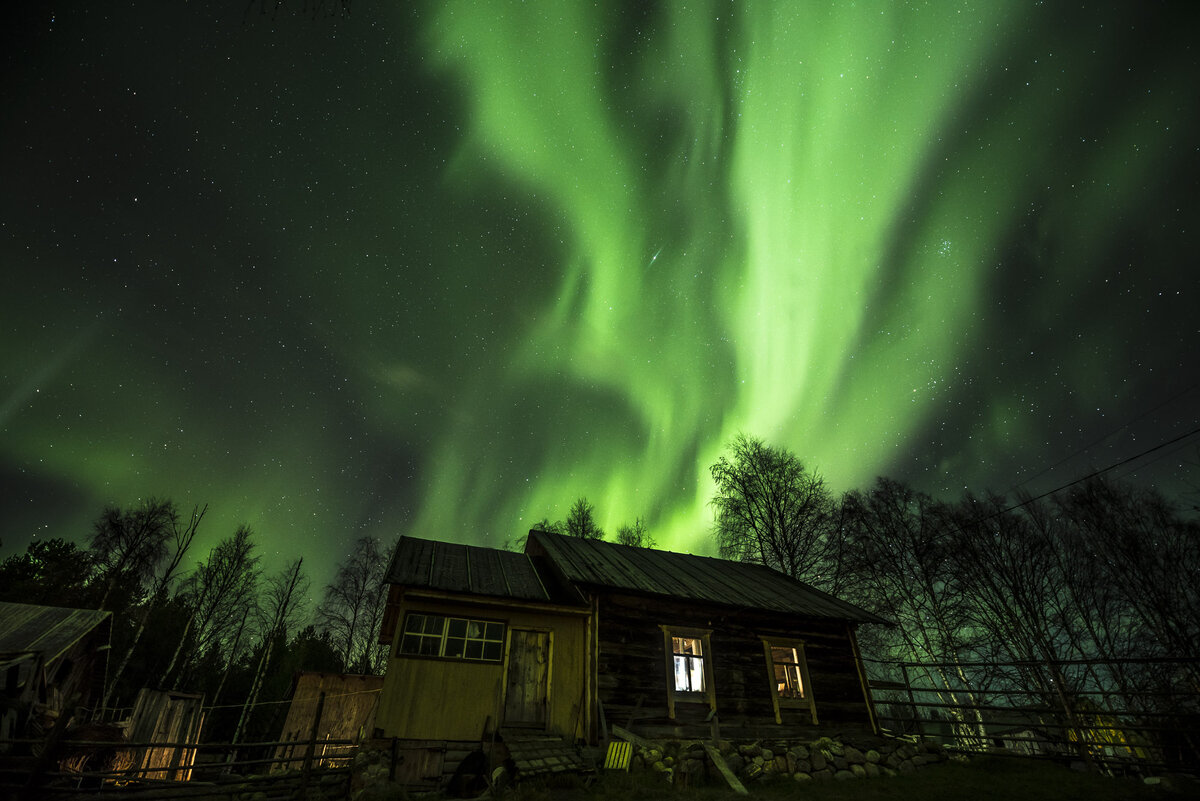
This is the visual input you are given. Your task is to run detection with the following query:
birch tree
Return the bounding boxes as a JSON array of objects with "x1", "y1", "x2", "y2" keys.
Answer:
[{"x1": 315, "y1": 537, "x2": 390, "y2": 674}]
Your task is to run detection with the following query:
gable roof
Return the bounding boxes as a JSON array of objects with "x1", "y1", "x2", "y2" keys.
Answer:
[
  {"x1": 527, "y1": 530, "x2": 890, "y2": 625},
  {"x1": 0, "y1": 601, "x2": 111, "y2": 662},
  {"x1": 387, "y1": 536, "x2": 583, "y2": 606}
]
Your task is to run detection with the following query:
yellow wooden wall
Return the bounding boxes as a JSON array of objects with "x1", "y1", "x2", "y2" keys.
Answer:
[{"x1": 375, "y1": 596, "x2": 588, "y2": 742}]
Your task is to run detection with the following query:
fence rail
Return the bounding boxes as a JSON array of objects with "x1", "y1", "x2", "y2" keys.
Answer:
[
  {"x1": 0, "y1": 735, "x2": 357, "y2": 800},
  {"x1": 865, "y1": 655, "x2": 1200, "y2": 775}
]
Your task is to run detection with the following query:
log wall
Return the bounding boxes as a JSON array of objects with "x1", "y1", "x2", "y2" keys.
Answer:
[{"x1": 595, "y1": 592, "x2": 872, "y2": 736}]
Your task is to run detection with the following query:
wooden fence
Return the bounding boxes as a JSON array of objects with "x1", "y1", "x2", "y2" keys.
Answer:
[{"x1": 865, "y1": 656, "x2": 1200, "y2": 775}]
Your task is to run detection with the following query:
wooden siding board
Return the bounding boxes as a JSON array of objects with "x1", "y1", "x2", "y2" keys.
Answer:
[{"x1": 594, "y1": 593, "x2": 872, "y2": 732}]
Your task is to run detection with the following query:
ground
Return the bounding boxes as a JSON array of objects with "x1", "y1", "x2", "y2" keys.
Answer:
[{"x1": 492, "y1": 756, "x2": 1198, "y2": 801}]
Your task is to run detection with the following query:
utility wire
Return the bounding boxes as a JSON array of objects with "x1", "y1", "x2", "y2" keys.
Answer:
[
  {"x1": 1006, "y1": 381, "x2": 1200, "y2": 497},
  {"x1": 968, "y1": 423, "x2": 1200, "y2": 526}
]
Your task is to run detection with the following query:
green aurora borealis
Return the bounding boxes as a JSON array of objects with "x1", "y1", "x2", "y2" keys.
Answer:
[{"x1": 3, "y1": 2, "x2": 1198, "y2": 589}]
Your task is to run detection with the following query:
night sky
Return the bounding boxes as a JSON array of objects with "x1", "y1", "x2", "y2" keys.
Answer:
[{"x1": 3, "y1": 2, "x2": 1199, "y2": 593}]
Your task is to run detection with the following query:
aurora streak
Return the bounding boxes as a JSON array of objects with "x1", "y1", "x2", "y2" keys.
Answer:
[{"x1": 1, "y1": 2, "x2": 1197, "y2": 585}]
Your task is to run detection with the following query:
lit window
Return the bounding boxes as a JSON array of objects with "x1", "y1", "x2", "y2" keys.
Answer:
[
  {"x1": 770, "y1": 645, "x2": 805, "y2": 699},
  {"x1": 761, "y1": 637, "x2": 817, "y2": 725},
  {"x1": 672, "y1": 636, "x2": 706, "y2": 693},
  {"x1": 398, "y1": 613, "x2": 504, "y2": 662}
]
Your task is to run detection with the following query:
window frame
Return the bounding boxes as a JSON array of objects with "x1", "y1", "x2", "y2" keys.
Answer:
[
  {"x1": 761, "y1": 637, "x2": 817, "y2": 725},
  {"x1": 659, "y1": 625, "x2": 716, "y2": 719},
  {"x1": 396, "y1": 612, "x2": 506, "y2": 663}
]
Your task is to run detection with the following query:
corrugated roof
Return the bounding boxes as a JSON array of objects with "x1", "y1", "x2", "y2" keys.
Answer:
[
  {"x1": 0, "y1": 602, "x2": 111, "y2": 662},
  {"x1": 527, "y1": 531, "x2": 890, "y2": 625},
  {"x1": 386, "y1": 536, "x2": 582, "y2": 606}
]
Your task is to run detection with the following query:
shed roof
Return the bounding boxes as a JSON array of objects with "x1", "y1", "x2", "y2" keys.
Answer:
[
  {"x1": 387, "y1": 536, "x2": 582, "y2": 606},
  {"x1": 527, "y1": 530, "x2": 890, "y2": 625},
  {"x1": 0, "y1": 601, "x2": 111, "y2": 663}
]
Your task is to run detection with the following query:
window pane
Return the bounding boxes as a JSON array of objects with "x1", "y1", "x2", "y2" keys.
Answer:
[
  {"x1": 444, "y1": 637, "x2": 465, "y2": 658},
  {"x1": 404, "y1": 614, "x2": 425, "y2": 633},
  {"x1": 465, "y1": 640, "x2": 483, "y2": 660},
  {"x1": 482, "y1": 641, "x2": 502, "y2": 661},
  {"x1": 418, "y1": 636, "x2": 440, "y2": 656},
  {"x1": 424, "y1": 615, "x2": 445, "y2": 635},
  {"x1": 399, "y1": 634, "x2": 421, "y2": 654},
  {"x1": 771, "y1": 646, "x2": 797, "y2": 665},
  {"x1": 484, "y1": 622, "x2": 504, "y2": 642},
  {"x1": 447, "y1": 618, "x2": 468, "y2": 638},
  {"x1": 674, "y1": 655, "x2": 690, "y2": 691}
]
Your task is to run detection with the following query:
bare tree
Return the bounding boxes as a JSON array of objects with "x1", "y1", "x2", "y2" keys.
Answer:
[
  {"x1": 231, "y1": 558, "x2": 309, "y2": 747},
  {"x1": 565, "y1": 497, "x2": 604, "y2": 540},
  {"x1": 102, "y1": 504, "x2": 206, "y2": 707},
  {"x1": 315, "y1": 537, "x2": 390, "y2": 674},
  {"x1": 615, "y1": 517, "x2": 655, "y2": 548},
  {"x1": 89, "y1": 498, "x2": 178, "y2": 610},
  {"x1": 840, "y1": 478, "x2": 986, "y2": 746},
  {"x1": 162, "y1": 526, "x2": 261, "y2": 690},
  {"x1": 1055, "y1": 477, "x2": 1200, "y2": 682},
  {"x1": 709, "y1": 434, "x2": 837, "y2": 585}
]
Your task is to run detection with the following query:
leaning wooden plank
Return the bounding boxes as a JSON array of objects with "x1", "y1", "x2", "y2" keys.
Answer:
[
  {"x1": 702, "y1": 744, "x2": 748, "y2": 795},
  {"x1": 609, "y1": 725, "x2": 654, "y2": 750}
]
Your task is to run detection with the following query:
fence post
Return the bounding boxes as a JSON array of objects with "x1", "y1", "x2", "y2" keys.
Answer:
[
  {"x1": 301, "y1": 691, "x2": 327, "y2": 785},
  {"x1": 899, "y1": 663, "x2": 925, "y2": 739}
]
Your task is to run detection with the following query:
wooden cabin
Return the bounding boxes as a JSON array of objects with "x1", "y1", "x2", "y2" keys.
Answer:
[{"x1": 376, "y1": 530, "x2": 887, "y2": 754}]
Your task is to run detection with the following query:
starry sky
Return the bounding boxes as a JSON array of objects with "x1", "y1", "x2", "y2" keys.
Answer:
[{"x1": 3, "y1": 2, "x2": 1199, "y2": 593}]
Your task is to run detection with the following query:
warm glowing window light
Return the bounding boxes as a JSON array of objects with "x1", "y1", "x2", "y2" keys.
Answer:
[{"x1": 672, "y1": 636, "x2": 706, "y2": 692}]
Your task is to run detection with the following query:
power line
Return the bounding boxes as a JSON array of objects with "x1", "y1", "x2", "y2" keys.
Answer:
[
  {"x1": 970, "y1": 423, "x2": 1200, "y2": 526},
  {"x1": 1006, "y1": 381, "x2": 1200, "y2": 497}
]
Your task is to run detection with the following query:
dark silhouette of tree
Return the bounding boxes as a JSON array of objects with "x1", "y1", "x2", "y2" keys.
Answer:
[
  {"x1": 565, "y1": 497, "x2": 604, "y2": 540},
  {"x1": 101, "y1": 503, "x2": 206, "y2": 707},
  {"x1": 0, "y1": 538, "x2": 93, "y2": 607},
  {"x1": 532, "y1": 517, "x2": 565, "y2": 535},
  {"x1": 315, "y1": 536, "x2": 390, "y2": 674},
  {"x1": 615, "y1": 517, "x2": 655, "y2": 548},
  {"x1": 231, "y1": 558, "x2": 308, "y2": 747},
  {"x1": 162, "y1": 525, "x2": 261, "y2": 690},
  {"x1": 89, "y1": 498, "x2": 178, "y2": 611},
  {"x1": 709, "y1": 434, "x2": 837, "y2": 585}
]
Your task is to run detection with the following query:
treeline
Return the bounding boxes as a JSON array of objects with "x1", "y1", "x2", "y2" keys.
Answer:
[
  {"x1": 712, "y1": 434, "x2": 1200, "y2": 727},
  {"x1": 0, "y1": 502, "x2": 394, "y2": 741}
]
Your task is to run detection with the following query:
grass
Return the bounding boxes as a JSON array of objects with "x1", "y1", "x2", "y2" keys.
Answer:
[{"x1": 502, "y1": 756, "x2": 1198, "y2": 801}]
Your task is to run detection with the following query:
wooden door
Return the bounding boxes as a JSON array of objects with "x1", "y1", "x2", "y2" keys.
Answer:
[{"x1": 504, "y1": 630, "x2": 549, "y2": 727}]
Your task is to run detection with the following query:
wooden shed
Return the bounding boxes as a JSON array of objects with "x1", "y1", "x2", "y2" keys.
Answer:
[
  {"x1": 273, "y1": 672, "x2": 384, "y2": 771},
  {"x1": 0, "y1": 601, "x2": 111, "y2": 736},
  {"x1": 376, "y1": 531, "x2": 887, "y2": 758},
  {"x1": 124, "y1": 688, "x2": 206, "y2": 781}
]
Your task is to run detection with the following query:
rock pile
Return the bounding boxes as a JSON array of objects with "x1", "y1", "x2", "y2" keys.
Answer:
[{"x1": 632, "y1": 734, "x2": 948, "y2": 784}]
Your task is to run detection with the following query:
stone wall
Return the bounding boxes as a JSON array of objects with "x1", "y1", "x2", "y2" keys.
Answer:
[{"x1": 632, "y1": 733, "x2": 949, "y2": 785}]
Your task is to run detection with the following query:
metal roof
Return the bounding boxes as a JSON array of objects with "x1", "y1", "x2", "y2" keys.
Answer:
[
  {"x1": 527, "y1": 530, "x2": 890, "y2": 625},
  {"x1": 387, "y1": 536, "x2": 582, "y2": 606},
  {"x1": 0, "y1": 601, "x2": 111, "y2": 662}
]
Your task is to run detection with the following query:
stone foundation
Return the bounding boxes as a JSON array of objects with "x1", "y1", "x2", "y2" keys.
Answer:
[{"x1": 631, "y1": 733, "x2": 949, "y2": 785}]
